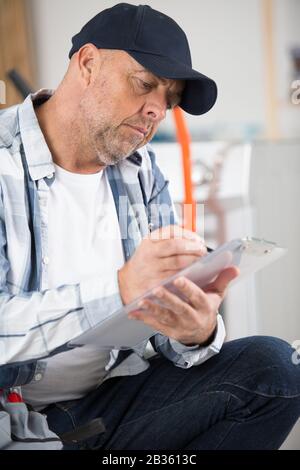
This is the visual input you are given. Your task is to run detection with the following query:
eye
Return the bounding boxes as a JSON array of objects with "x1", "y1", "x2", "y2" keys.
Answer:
[{"x1": 135, "y1": 77, "x2": 153, "y2": 91}]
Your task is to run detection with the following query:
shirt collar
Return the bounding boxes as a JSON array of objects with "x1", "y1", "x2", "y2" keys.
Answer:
[
  {"x1": 18, "y1": 89, "x2": 55, "y2": 181},
  {"x1": 18, "y1": 88, "x2": 143, "y2": 182}
]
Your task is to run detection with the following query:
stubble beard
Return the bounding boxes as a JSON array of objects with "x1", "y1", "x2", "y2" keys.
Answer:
[
  {"x1": 92, "y1": 123, "x2": 145, "y2": 166},
  {"x1": 79, "y1": 99, "x2": 140, "y2": 166},
  {"x1": 79, "y1": 97, "x2": 147, "y2": 166}
]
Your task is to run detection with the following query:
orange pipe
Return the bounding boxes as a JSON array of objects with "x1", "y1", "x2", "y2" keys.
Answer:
[{"x1": 172, "y1": 106, "x2": 196, "y2": 232}]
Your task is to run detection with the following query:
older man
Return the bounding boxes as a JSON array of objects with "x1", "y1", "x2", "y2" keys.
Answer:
[{"x1": 0, "y1": 3, "x2": 299, "y2": 450}]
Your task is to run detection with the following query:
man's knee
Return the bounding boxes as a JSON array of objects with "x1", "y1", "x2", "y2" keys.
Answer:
[{"x1": 226, "y1": 336, "x2": 300, "y2": 398}]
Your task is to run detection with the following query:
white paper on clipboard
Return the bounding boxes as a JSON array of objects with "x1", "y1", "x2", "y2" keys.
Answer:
[{"x1": 68, "y1": 237, "x2": 287, "y2": 350}]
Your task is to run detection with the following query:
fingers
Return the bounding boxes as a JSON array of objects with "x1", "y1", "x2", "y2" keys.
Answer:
[
  {"x1": 203, "y1": 266, "x2": 240, "y2": 297},
  {"x1": 149, "y1": 225, "x2": 203, "y2": 242},
  {"x1": 151, "y1": 285, "x2": 195, "y2": 316},
  {"x1": 128, "y1": 300, "x2": 175, "y2": 335},
  {"x1": 151, "y1": 237, "x2": 207, "y2": 258},
  {"x1": 159, "y1": 254, "x2": 201, "y2": 272},
  {"x1": 127, "y1": 280, "x2": 216, "y2": 343},
  {"x1": 129, "y1": 279, "x2": 208, "y2": 325},
  {"x1": 173, "y1": 277, "x2": 210, "y2": 311}
]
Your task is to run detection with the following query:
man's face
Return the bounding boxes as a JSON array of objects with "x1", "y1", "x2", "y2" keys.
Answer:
[{"x1": 78, "y1": 50, "x2": 184, "y2": 166}]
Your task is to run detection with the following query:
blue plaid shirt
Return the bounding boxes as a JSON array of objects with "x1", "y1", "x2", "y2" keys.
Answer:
[{"x1": 0, "y1": 90, "x2": 225, "y2": 390}]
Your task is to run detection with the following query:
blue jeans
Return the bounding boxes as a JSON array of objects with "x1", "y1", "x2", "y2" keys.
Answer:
[{"x1": 44, "y1": 336, "x2": 300, "y2": 450}]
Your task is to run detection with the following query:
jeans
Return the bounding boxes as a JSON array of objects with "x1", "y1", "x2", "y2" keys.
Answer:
[{"x1": 44, "y1": 336, "x2": 300, "y2": 450}]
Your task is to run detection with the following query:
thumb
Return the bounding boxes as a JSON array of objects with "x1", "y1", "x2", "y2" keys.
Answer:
[{"x1": 203, "y1": 266, "x2": 240, "y2": 298}]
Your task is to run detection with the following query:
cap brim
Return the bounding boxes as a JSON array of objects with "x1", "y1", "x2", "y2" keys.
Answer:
[{"x1": 127, "y1": 50, "x2": 217, "y2": 116}]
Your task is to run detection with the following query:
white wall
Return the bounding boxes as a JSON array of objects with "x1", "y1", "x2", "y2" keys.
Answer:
[
  {"x1": 274, "y1": 0, "x2": 300, "y2": 137},
  {"x1": 27, "y1": 0, "x2": 300, "y2": 139},
  {"x1": 25, "y1": 0, "x2": 266, "y2": 140}
]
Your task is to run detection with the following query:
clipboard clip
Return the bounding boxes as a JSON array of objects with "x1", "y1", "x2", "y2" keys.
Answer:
[{"x1": 240, "y1": 237, "x2": 277, "y2": 256}]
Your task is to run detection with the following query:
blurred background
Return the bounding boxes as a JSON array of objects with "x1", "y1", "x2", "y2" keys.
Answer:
[{"x1": 0, "y1": 0, "x2": 299, "y2": 449}]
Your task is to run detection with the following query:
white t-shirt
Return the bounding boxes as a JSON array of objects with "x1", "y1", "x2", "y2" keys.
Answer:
[{"x1": 22, "y1": 164, "x2": 124, "y2": 409}]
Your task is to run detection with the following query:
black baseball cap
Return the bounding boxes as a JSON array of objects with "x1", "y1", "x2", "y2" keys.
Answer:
[{"x1": 69, "y1": 3, "x2": 217, "y2": 116}]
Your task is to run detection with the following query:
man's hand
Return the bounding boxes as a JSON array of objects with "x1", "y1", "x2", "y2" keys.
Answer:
[
  {"x1": 117, "y1": 224, "x2": 239, "y2": 347},
  {"x1": 128, "y1": 266, "x2": 239, "y2": 346},
  {"x1": 118, "y1": 225, "x2": 207, "y2": 305}
]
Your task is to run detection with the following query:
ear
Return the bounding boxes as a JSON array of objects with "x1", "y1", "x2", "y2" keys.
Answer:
[{"x1": 77, "y1": 43, "x2": 99, "y2": 86}]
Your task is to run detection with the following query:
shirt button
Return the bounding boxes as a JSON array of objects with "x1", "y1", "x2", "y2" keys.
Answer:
[
  {"x1": 34, "y1": 373, "x2": 42, "y2": 382},
  {"x1": 46, "y1": 174, "x2": 53, "y2": 179},
  {"x1": 148, "y1": 223, "x2": 154, "y2": 232},
  {"x1": 42, "y1": 256, "x2": 50, "y2": 265}
]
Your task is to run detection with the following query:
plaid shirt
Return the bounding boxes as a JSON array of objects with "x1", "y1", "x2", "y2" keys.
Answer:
[{"x1": 0, "y1": 90, "x2": 225, "y2": 390}]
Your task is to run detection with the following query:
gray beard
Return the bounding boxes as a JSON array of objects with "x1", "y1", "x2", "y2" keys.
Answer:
[{"x1": 93, "y1": 128, "x2": 143, "y2": 166}]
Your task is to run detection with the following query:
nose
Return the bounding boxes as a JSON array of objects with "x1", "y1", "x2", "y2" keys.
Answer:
[{"x1": 141, "y1": 90, "x2": 167, "y2": 123}]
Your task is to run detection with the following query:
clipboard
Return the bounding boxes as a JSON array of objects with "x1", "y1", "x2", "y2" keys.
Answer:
[{"x1": 69, "y1": 237, "x2": 287, "y2": 350}]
